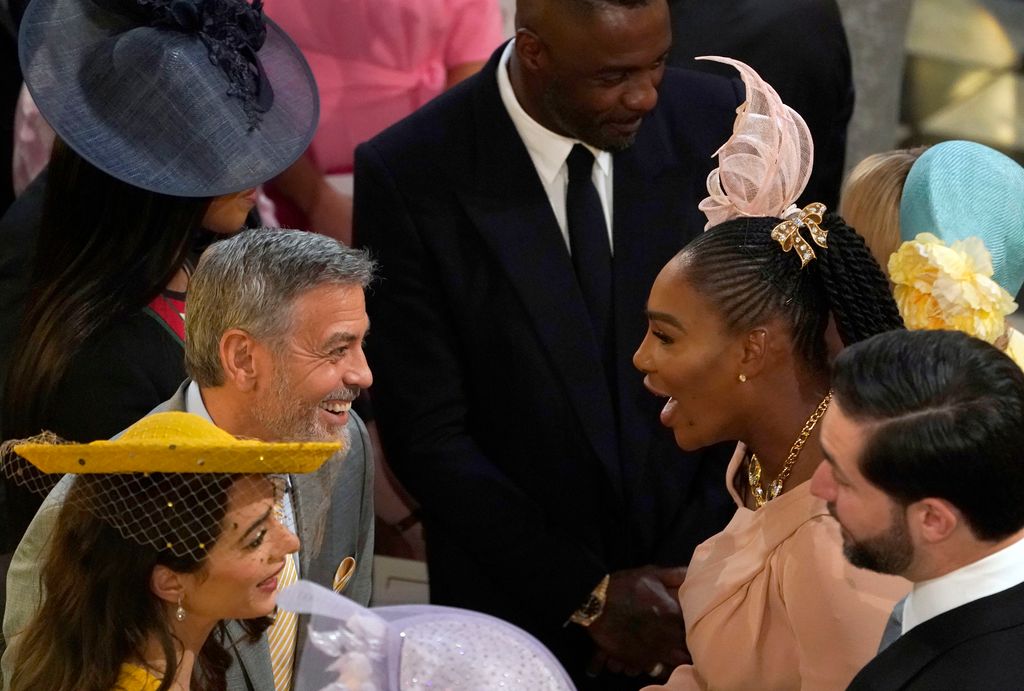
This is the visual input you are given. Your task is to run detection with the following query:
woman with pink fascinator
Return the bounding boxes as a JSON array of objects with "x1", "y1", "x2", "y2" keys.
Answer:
[{"x1": 633, "y1": 59, "x2": 909, "y2": 690}]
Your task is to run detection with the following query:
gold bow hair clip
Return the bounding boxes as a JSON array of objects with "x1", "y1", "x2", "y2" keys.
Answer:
[{"x1": 770, "y1": 202, "x2": 828, "y2": 268}]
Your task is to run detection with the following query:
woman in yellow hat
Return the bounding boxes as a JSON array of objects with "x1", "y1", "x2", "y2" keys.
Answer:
[{"x1": 3, "y1": 412, "x2": 338, "y2": 691}]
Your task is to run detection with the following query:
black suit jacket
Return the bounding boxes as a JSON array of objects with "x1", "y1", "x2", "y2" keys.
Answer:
[
  {"x1": 668, "y1": 0, "x2": 853, "y2": 210},
  {"x1": 354, "y1": 44, "x2": 739, "y2": 687},
  {"x1": 848, "y1": 580, "x2": 1024, "y2": 690}
]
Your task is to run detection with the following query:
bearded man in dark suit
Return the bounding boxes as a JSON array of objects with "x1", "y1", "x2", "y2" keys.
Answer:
[
  {"x1": 812, "y1": 329, "x2": 1024, "y2": 690},
  {"x1": 354, "y1": 1, "x2": 740, "y2": 687}
]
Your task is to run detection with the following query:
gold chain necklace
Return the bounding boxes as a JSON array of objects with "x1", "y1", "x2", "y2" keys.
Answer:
[{"x1": 747, "y1": 391, "x2": 832, "y2": 508}]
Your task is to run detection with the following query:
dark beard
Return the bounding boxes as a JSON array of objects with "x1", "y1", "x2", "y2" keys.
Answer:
[
  {"x1": 841, "y1": 504, "x2": 914, "y2": 575},
  {"x1": 541, "y1": 80, "x2": 638, "y2": 153}
]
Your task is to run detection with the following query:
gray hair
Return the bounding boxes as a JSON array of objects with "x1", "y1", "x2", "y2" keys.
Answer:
[{"x1": 185, "y1": 228, "x2": 376, "y2": 386}]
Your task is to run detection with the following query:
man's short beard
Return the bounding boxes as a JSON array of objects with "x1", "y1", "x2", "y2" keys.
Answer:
[
  {"x1": 541, "y1": 79, "x2": 637, "y2": 153},
  {"x1": 841, "y1": 503, "x2": 914, "y2": 575},
  {"x1": 251, "y1": 362, "x2": 354, "y2": 449}
]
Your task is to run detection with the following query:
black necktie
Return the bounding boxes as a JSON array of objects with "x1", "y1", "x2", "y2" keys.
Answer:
[{"x1": 566, "y1": 144, "x2": 612, "y2": 348}]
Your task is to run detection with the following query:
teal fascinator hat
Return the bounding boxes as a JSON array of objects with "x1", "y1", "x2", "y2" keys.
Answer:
[{"x1": 900, "y1": 140, "x2": 1024, "y2": 295}]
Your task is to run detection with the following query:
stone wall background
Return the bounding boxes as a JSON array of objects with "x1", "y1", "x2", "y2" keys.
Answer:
[{"x1": 836, "y1": 0, "x2": 915, "y2": 173}]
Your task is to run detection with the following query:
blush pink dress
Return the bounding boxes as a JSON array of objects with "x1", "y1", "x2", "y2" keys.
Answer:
[
  {"x1": 645, "y1": 445, "x2": 910, "y2": 691},
  {"x1": 262, "y1": 0, "x2": 504, "y2": 176}
]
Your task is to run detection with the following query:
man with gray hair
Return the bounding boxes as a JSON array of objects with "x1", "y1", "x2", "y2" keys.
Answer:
[{"x1": 2, "y1": 228, "x2": 376, "y2": 691}]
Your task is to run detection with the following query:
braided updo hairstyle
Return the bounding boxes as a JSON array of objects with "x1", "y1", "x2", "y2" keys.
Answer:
[{"x1": 676, "y1": 212, "x2": 904, "y2": 374}]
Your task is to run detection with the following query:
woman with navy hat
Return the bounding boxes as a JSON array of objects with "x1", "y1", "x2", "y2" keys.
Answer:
[{"x1": 0, "y1": 0, "x2": 318, "y2": 549}]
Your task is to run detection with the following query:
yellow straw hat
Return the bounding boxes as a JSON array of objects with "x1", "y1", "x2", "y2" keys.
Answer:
[
  {"x1": 12, "y1": 411, "x2": 342, "y2": 474},
  {"x1": 2, "y1": 412, "x2": 345, "y2": 560}
]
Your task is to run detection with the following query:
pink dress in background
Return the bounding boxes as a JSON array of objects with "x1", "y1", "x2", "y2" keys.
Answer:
[
  {"x1": 262, "y1": 0, "x2": 504, "y2": 175},
  {"x1": 646, "y1": 446, "x2": 909, "y2": 691}
]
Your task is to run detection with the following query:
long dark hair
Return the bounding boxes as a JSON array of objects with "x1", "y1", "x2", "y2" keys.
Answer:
[
  {"x1": 2, "y1": 139, "x2": 211, "y2": 441},
  {"x1": 678, "y1": 212, "x2": 904, "y2": 372},
  {"x1": 8, "y1": 474, "x2": 270, "y2": 691}
]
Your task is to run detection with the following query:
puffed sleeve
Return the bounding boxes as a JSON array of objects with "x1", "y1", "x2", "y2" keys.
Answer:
[
  {"x1": 778, "y1": 514, "x2": 909, "y2": 690},
  {"x1": 642, "y1": 663, "x2": 704, "y2": 691}
]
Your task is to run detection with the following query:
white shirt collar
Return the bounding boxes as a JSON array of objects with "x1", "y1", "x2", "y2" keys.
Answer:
[
  {"x1": 902, "y1": 533, "x2": 1024, "y2": 634},
  {"x1": 184, "y1": 380, "x2": 214, "y2": 423},
  {"x1": 495, "y1": 40, "x2": 612, "y2": 185}
]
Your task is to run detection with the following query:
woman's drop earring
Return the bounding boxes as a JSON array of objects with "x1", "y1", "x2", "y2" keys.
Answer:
[
  {"x1": 738, "y1": 374, "x2": 748, "y2": 383},
  {"x1": 175, "y1": 595, "x2": 186, "y2": 622}
]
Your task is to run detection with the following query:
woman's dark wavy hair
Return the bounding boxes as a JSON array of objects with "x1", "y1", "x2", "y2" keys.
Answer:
[
  {"x1": 8, "y1": 473, "x2": 271, "y2": 691},
  {"x1": 2, "y1": 139, "x2": 211, "y2": 443},
  {"x1": 677, "y1": 212, "x2": 904, "y2": 372}
]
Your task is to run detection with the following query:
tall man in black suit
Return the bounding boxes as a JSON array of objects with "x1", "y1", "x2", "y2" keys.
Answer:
[
  {"x1": 811, "y1": 330, "x2": 1024, "y2": 690},
  {"x1": 354, "y1": 0, "x2": 740, "y2": 687}
]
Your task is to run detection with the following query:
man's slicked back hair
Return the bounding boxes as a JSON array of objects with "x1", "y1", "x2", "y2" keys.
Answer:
[
  {"x1": 833, "y1": 329, "x2": 1024, "y2": 541},
  {"x1": 185, "y1": 228, "x2": 376, "y2": 386}
]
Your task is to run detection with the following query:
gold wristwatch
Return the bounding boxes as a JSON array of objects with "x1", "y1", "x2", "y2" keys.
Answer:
[{"x1": 568, "y1": 574, "x2": 610, "y2": 627}]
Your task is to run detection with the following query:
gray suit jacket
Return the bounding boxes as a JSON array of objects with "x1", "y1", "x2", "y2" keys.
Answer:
[{"x1": 1, "y1": 380, "x2": 375, "y2": 691}]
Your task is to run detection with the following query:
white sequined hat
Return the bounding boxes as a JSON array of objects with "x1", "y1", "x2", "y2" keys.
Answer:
[{"x1": 278, "y1": 580, "x2": 576, "y2": 690}]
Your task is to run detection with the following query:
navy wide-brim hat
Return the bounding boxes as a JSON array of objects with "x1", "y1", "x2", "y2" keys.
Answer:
[{"x1": 19, "y1": 0, "x2": 319, "y2": 197}]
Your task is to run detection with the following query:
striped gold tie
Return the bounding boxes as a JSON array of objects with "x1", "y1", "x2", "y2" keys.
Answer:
[{"x1": 267, "y1": 537, "x2": 299, "y2": 689}]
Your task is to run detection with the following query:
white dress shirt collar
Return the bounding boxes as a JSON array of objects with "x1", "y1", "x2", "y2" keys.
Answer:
[
  {"x1": 494, "y1": 40, "x2": 614, "y2": 250},
  {"x1": 495, "y1": 40, "x2": 611, "y2": 184},
  {"x1": 185, "y1": 380, "x2": 213, "y2": 422},
  {"x1": 902, "y1": 533, "x2": 1024, "y2": 634}
]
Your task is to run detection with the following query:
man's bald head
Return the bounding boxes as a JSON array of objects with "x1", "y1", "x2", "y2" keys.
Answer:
[{"x1": 516, "y1": 0, "x2": 654, "y2": 29}]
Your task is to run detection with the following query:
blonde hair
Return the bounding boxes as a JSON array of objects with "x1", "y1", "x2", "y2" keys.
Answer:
[{"x1": 839, "y1": 147, "x2": 927, "y2": 272}]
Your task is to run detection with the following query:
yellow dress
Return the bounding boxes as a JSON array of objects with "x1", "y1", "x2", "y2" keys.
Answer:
[
  {"x1": 645, "y1": 445, "x2": 910, "y2": 691},
  {"x1": 113, "y1": 663, "x2": 163, "y2": 691}
]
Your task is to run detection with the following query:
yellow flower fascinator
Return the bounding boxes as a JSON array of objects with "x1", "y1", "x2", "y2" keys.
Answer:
[{"x1": 889, "y1": 233, "x2": 1017, "y2": 345}]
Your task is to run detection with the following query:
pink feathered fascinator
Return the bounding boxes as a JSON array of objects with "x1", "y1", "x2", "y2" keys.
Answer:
[{"x1": 697, "y1": 57, "x2": 814, "y2": 230}]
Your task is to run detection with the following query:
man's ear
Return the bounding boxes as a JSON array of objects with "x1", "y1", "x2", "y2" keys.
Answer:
[
  {"x1": 219, "y1": 329, "x2": 261, "y2": 392},
  {"x1": 150, "y1": 564, "x2": 186, "y2": 607},
  {"x1": 909, "y1": 497, "x2": 961, "y2": 545},
  {"x1": 514, "y1": 28, "x2": 546, "y2": 73}
]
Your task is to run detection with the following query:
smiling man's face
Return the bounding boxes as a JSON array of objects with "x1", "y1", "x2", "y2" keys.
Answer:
[{"x1": 251, "y1": 283, "x2": 372, "y2": 444}]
